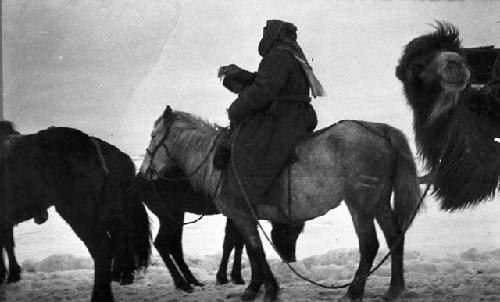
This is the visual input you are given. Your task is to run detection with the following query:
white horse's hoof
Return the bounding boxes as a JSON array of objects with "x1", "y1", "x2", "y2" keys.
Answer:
[{"x1": 338, "y1": 294, "x2": 362, "y2": 302}]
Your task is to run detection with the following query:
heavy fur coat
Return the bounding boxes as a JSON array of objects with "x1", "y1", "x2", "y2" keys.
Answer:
[{"x1": 221, "y1": 47, "x2": 317, "y2": 205}]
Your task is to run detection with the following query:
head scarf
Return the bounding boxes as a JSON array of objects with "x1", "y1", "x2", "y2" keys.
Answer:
[{"x1": 258, "y1": 20, "x2": 325, "y2": 97}]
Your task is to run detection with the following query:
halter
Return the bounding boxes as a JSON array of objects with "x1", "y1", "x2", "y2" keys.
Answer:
[
  {"x1": 145, "y1": 114, "x2": 223, "y2": 182},
  {"x1": 143, "y1": 112, "x2": 223, "y2": 225},
  {"x1": 144, "y1": 114, "x2": 176, "y2": 180}
]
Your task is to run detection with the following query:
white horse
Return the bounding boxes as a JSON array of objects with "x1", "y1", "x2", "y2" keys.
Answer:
[{"x1": 140, "y1": 105, "x2": 421, "y2": 302}]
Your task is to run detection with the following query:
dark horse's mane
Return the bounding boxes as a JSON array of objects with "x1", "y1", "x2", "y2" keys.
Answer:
[
  {"x1": 397, "y1": 22, "x2": 500, "y2": 210},
  {"x1": 36, "y1": 127, "x2": 96, "y2": 159}
]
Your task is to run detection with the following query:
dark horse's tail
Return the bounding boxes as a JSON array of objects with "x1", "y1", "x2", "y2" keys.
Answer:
[
  {"x1": 91, "y1": 138, "x2": 152, "y2": 273},
  {"x1": 124, "y1": 169, "x2": 152, "y2": 270},
  {"x1": 354, "y1": 121, "x2": 421, "y2": 229}
]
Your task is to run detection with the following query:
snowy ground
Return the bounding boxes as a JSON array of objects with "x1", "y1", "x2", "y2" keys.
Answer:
[
  {"x1": 2, "y1": 248, "x2": 500, "y2": 301},
  {"x1": 4, "y1": 158, "x2": 500, "y2": 301}
]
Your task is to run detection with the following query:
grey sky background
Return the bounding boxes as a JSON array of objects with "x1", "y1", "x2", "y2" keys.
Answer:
[{"x1": 3, "y1": 0, "x2": 500, "y2": 155}]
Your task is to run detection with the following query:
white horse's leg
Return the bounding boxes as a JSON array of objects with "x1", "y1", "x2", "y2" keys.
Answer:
[
  {"x1": 375, "y1": 202, "x2": 406, "y2": 300},
  {"x1": 340, "y1": 200, "x2": 379, "y2": 302}
]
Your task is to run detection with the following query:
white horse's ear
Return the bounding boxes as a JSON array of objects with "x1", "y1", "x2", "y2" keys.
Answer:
[{"x1": 163, "y1": 105, "x2": 173, "y2": 120}]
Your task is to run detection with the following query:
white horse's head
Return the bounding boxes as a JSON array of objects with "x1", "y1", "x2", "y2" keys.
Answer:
[{"x1": 139, "y1": 105, "x2": 178, "y2": 180}]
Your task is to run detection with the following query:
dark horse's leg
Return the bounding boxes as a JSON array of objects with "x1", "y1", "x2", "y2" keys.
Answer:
[
  {"x1": 110, "y1": 223, "x2": 135, "y2": 285},
  {"x1": 109, "y1": 188, "x2": 136, "y2": 286},
  {"x1": 0, "y1": 247, "x2": 5, "y2": 283},
  {"x1": 216, "y1": 218, "x2": 245, "y2": 285},
  {"x1": 170, "y1": 220, "x2": 204, "y2": 287},
  {"x1": 155, "y1": 215, "x2": 194, "y2": 292},
  {"x1": 341, "y1": 200, "x2": 379, "y2": 302},
  {"x1": 221, "y1": 200, "x2": 278, "y2": 302},
  {"x1": 5, "y1": 225, "x2": 21, "y2": 283},
  {"x1": 230, "y1": 226, "x2": 245, "y2": 285},
  {"x1": 0, "y1": 225, "x2": 21, "y2": 283},
  {"x1": 0, "y1": 250, "x2": 4, "y2": 302},
  {"x1": 375, "y1": 199, "x2": 406, "y2": 300},
  {"x1": 56, "y1": 204, "x2": 114, "y2": 302}
]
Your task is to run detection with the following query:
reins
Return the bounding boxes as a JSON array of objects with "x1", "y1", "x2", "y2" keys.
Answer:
[
  {"x1": 146, "y1": 125, "x2": 223, "y2": 182},
  {"x1": 229, "y1": 123, "x2": 434, "y2": 289},
  {"x1": 145, "y1": 118, "x2": 224, "y2": 225}
]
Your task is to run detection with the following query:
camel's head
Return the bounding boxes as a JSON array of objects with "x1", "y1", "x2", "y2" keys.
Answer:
[{"x1": 396, "y1": 22, "x2": 470, "y2": 128}]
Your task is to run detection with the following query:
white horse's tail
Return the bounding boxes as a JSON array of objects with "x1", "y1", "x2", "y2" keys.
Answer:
[
  {"x1": 352, "y1": 121, "x2": 421, "y2": 229},
  {"x1": 384, "y1": 126, "x2": 422, "y2": 229}
]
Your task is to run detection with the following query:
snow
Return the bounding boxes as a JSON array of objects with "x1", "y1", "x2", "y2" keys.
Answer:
[
  {"x1": 4, "y1": 156, "x2": 498, "y2": 300},
  {"x1": 2, "y1": 249, "x2": 500, "y2": 301},
  {"x1": 3, "y1": 0, "x2": 500, "y2": 300}
]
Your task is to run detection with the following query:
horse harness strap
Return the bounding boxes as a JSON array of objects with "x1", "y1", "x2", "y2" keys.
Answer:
[
  {"x1": 90, "y1": 138, "x2": 109, "y2": 175},
  {"x1": 89, "y1": 138, "x2": 110, "y2": 231},
  {"x1": 146, "y1": 114, "x2": 222, "y2": 182}
]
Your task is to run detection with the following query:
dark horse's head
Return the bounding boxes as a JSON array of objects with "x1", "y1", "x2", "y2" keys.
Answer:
[
  {"x1": 396, "y1": 22, "x2": 500, "y2": 210},
  {"x1": 270, "y1": 221, "x2": 304, "y2": 262},
  {"x1": 0, "y1": 120, "x2": 20, "y2": 137}
]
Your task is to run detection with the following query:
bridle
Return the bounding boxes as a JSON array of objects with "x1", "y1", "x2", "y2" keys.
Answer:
[
  {"x1": 144, "y1": 114, "x2": 176, "y2": 181},
  {"x1": 143, "y1": 113, "x2": 223, "y2": 225},
  {"x1": 144, "y1": 113, "x2": 223, "y2": 182}
]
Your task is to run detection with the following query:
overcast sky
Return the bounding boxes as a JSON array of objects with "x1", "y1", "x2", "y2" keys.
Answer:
[{"x1": 2, "y1": 0, "x2": 500, "y2": 155}]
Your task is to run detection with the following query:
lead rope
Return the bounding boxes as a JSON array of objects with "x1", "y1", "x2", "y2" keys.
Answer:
[{"x1": 230, "y1": 123, "x2": 432, "y2": 289}]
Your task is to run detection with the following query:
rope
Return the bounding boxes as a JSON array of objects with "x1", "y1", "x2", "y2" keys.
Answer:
[
  {"x1": 145, "y1": 122, "x2": 223, "y2": 226},
  {"x1": 149, "y1": 172, "x2": 223, "y2": 226},
  {"x1": 151, "y1": 131, "x2": 223, "y2": 182},
  {"x1": 183, "y1": 172, "x2": 224, "y2": 225},
  {"x1": 229, "y1": 123, "x2": 432, "y2": 289}
]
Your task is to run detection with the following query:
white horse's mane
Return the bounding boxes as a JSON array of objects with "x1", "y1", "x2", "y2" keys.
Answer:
[{"x1": 166, "y1": 110, "x2": 222, "y2": 195}]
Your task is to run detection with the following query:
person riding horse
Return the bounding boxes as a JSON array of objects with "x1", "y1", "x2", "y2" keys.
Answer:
[{"x1": 219, "y1": 20, "x2": 324, "y2": 207}]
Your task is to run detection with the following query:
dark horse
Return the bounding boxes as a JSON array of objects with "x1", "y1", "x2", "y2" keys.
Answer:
[
  {"x1": 134, "y1": 167, "x2": 304, "y2": 291},
  {"x1": 0, "y1": 123, "x2": 151, "y2": 302},
  {"x1": 0, "y1": 120, "x2": 26, "y2": 284},
  {"x1": 1, "y1": 121, "x2": 51, "y2": 284},
  {"x1": 139, "y1": 106, "x2": 422, "y2": 302},
  {"x1": 396, "y1": 22, "x2": 500, "y2": 210}
]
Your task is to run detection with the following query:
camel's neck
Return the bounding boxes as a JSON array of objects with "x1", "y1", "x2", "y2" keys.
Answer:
[
  {"x1": 426, "y1": 90, "x2": 460, "y2": 125},
  {"x1": 408, "y1": 86, "x2": 460, "y2": 140}
]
